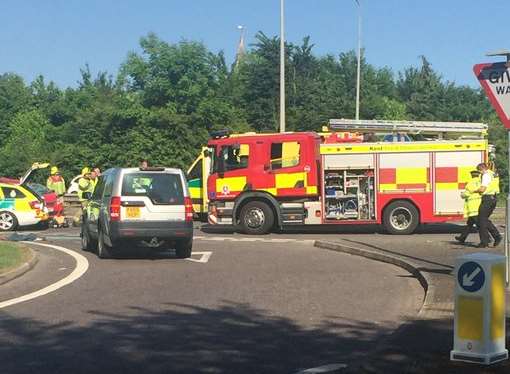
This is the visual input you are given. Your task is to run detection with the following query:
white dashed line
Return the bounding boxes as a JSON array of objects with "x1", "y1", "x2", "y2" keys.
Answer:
[
  {"x1": 186, "y1": 251, "x2": 213, "y2": 263},
  {"x1": 0, "y1": 242, "x2": 89, "y2": 309}
]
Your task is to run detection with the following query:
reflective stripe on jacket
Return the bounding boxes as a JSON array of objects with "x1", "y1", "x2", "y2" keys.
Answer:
[{"x1": 47, "y1": 176, "x2": 66, "y2": 196}]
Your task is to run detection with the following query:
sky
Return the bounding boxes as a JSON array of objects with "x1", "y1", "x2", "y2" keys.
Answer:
[{"x1": 0, "y1": 0, "x2": 508, "y2": 88}]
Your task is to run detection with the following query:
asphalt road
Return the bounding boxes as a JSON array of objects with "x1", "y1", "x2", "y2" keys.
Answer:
[{"x1": 0, "y1": 226, "x2": 425, "y2": 374}]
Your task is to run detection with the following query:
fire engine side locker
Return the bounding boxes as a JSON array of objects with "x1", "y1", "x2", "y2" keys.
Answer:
[{"x1": 320, "y1": 152, "x2": 378, "y2": 225}]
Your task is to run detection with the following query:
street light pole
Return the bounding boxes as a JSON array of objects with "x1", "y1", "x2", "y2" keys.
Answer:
[
  {"x1": 354, "y1": 0, "x2": 361, "y2": 121},
  {"x1": 280, "y1": 0, "x2": 286, "y2": 133}
]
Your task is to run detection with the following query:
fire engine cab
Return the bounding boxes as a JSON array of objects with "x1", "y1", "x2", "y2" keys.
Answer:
[{"x1": 202, "y1": 119, "x2": 490, "y2": 235}]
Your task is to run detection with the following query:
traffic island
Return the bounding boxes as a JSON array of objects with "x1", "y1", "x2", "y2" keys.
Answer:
[
  {"x1": 0, "y1": 242, "x2": 38, "y2": 285},
  {"x1": 314, "y1": 240, "x2": 510, "y2": 373}
]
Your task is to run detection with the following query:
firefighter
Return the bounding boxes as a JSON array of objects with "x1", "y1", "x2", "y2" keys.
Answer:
[
  {"x1": 74, "y1": 167, "x2": 95, "y2": 225},
  {"x1": 475, "y1": 163, "x2": 502, "y2": 248},
  {"x1": 47, "y1": 166, "x2": 66, "y2": 197},
  {"x1": 78, "y1": 167, "x2": 96, "y2": 202},
  {"x1": 46, "y1": 166, "x2": 66, "y2": 227},
  {"x1": 455, "y1": 170, "x2": 481, "y2": 244}
]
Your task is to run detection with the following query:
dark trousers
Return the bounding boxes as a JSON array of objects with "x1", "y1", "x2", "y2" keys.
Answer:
[
  {"x1": 478, "y1": 195, "x2": 500, "y2": 245},
  {"x1": 458, "y1": 216, "x2": 478, "y2": 241}
]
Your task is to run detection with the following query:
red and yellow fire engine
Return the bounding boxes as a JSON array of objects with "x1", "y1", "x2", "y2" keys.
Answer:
[{"x1": 197, "y1": 119, "x2": 490, "y2": 235}]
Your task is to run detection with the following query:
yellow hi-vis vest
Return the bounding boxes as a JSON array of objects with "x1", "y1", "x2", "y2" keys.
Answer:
[
  {"x1": 462, "y1": 178, "x2": 481, "y2": 218},
  {"x1": 78, "y1": 177, "x2": 94, "y2": 202},
  {"x1": 483, "y1": 170, "x2": 499, "y2": 195}
]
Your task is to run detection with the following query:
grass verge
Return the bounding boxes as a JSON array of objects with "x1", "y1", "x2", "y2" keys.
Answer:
[{"x1": 0, "y1": 242, "x2": 30, "y2": 274}]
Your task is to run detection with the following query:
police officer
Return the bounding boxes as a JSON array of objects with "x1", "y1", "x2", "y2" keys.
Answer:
[
  {"x1": 475, "y1": 163, "x2": 502, "y2": 248},
  {"x1": 455, "y1": 170, "x2": 481, "y2": 243}
]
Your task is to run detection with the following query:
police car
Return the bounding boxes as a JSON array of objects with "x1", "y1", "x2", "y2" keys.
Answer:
[{"x1": 0, "y1": 182, "x2": 48, "y2": 231}]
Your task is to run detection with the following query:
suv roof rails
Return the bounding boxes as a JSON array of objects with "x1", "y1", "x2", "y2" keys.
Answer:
[{"x1": 139, "y1": 167, "x2": 165, "y2": 172}]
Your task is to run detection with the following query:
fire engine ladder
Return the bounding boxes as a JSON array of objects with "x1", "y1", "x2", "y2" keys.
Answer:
[{"x1": 328, "y1": 119, "x2": 488, "y2": 138}]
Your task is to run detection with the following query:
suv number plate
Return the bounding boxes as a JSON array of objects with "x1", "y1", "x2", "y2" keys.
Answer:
[{"x1": 126, "y1": 207, "x2": 141, "y2": 219}]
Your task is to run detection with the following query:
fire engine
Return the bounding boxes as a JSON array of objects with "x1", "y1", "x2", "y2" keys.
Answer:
[{"x1": 187, "y1": 119, "x2": 491, "y2": 235}]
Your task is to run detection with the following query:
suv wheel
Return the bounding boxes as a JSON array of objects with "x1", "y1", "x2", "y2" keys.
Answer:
[
  {"x1": 0, "y1": 212, "x2": 18, "y2": 232},
  {"x1": 175, "y1": 238, "x2": 192, "y2": 258},
  {"x1": 81, "y1": 223, "x2": 96, "y2": 252},
  {"x1": 97, "y1": 229, "x2": 114, "y2": 259},
  {"x1": 239, "y1": 201, "x2": 274, "y2": 235}
]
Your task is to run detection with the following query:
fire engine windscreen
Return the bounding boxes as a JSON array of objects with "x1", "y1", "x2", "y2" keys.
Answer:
[{"x1": 324, "y1": 169, "x2": 375, "y2": 220}]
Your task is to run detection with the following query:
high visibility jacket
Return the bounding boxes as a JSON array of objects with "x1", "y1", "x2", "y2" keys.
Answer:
[
  {"x1": 47, "y1": 175, "x2": 66, "y2": 196},
  {"x1": 462, "y1": 178, "x2": 481, "y2": 218},
  {"x1": 78, "y1": 177, "x2": 94, "y2": 201},
  {"x1": 90, "y1": 178, "x2": 98, "y2": 189},
  {"x1": 482, "y1": 170, "x2": 499, "y2": 195}
]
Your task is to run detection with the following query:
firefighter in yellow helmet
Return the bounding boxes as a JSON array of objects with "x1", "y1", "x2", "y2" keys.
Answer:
[
  {"x1": 47, "y1": 166, "x2": 66, "y2": 227},
  {"x1": 78, "y1": 167, "x2": 95, "y2": 204},
  {"x1": 74, "y1": 167, "x2": 96, "y2": 225},
  {"x1": 47, "y1": 166, "x2": 66, "y2": 197}
]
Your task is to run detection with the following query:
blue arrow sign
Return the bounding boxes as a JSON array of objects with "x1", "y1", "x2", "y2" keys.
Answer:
[{"x1": 458, "y1": 261, "x2": 485, "y2": 293}]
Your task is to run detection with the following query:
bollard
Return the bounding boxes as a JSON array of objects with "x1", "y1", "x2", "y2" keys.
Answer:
[{"x1": 451, "y1": 252, "x2": 508, "y2": 365}]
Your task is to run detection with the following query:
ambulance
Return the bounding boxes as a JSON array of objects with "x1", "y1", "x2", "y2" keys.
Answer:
[{"x1": 189, "y1": 119, "x2": 491, "y2": 234}]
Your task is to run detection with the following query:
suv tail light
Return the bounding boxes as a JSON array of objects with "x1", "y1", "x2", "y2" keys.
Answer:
[
  {"x1": 184, "y1": 197, "x2": 193, "y2": 222},
  {"x1": 110, "y1": 196, "x2": 121, "y2": 221}
]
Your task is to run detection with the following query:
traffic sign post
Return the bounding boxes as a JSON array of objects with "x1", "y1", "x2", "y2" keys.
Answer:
[
  {"x1": 451, "y1": 253, "x2": 507, "y2": 365},
  {"x1": 474, "y1": 53, "x2": 510, "y2": 288}
]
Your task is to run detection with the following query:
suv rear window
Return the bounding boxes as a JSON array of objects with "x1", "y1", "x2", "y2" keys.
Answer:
[{"x1": 121, "y1": 173, "x2": 184, "y2": 205}]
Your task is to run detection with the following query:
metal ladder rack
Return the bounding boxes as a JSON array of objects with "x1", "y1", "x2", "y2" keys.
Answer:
[{"x1": 328, "y1": 119, "x2": 488, "y2": 137}]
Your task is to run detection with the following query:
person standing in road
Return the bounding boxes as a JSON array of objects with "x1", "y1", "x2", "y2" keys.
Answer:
[
  {"x1": 74, "y1": 167, "x2": 95, "y2": 225},
  {"x1": 47, "y1": 166, "x2": 66, "y2": 197},
  {"x1": 47, "y1": 166, "x2": 66, "y2": 227},
  {"x1": 475, "y1": 163, "x2": 502, "y2": 248},
  {"x1": 78, "y1": 167, "x2": 94, "y2": 204},
  {"x1": 455, "y1": 170, "x2": 481, "y2": 244}
]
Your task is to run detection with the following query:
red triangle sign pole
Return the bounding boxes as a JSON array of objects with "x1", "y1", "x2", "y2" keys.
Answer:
[
  {"x1": 474, "y1": 59, "x2": 510, "y2": 288},
  {"x1": 474, "y1": 62, "x2": 510, "y2": 129}
]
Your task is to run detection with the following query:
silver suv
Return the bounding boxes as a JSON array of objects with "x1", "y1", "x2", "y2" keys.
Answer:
[{"x1": 81, "y1": 167, "x2": 193, "y2": 258}]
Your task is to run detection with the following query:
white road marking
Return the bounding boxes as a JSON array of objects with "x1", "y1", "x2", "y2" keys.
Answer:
[
  {"x1": 0, "y1": 242, "x2": 89, "y2": 309},
  {"x1": 294, "y1": 363, "x2": 348, "y2": 374},
  {"x1": 186, "y1": 251, "x2": 212, "y2": 263}
]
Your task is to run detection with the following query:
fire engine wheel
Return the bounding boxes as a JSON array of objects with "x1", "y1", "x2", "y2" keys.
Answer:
[
  {"x1": 383, "y1": 201, "x2": 419, "y2": 235},
  {"x1": 0, "y1": 211, "x2": 17, "y2": 231},
  {"x1": 239, "y1": 201, "x2": 275, "y2": 235}
]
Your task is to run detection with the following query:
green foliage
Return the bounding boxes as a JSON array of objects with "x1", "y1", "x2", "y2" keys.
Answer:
[
  {"x1": 0, "y1": 110, "x2": 51, "y2": 177},
  {"x1": 0, "y1": 32, "x2": 507, "y2": 193}
]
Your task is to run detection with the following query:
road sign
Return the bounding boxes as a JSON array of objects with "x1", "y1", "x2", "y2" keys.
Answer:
[
  {"x1": 451, "y1": 253, "x2": 507, "y2": 365},
  {"x1": 458, "y1": 261, "x2": 485, "y2": 293},
  {"x1": 474, "y1": 62, "x2": 510, "y2": 129}
]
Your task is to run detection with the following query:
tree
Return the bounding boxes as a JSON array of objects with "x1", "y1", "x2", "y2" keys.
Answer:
[
  {"x1": 0, "y1": 110, "x2": 51, "y2": 177},
  {"x1": 0, "y1": 74, "x2": 33, "y2": 146}
]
